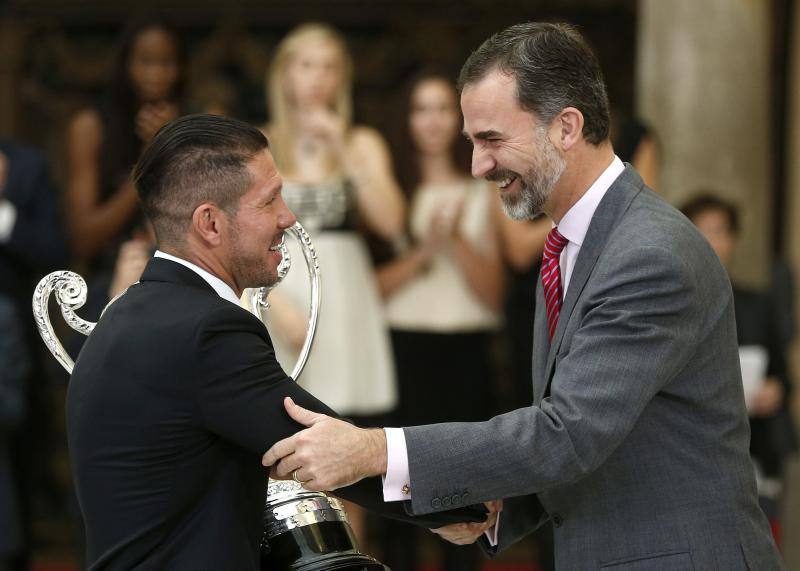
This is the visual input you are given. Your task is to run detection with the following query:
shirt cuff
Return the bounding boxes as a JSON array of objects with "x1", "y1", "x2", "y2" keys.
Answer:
[
  {"x1": 484, "y1": 511, "x2": 501, "y2": 547},
  {"x1": 0, "y1": 200, "x2": 17, "y2": 243},
  {"x1": 382, "y1": 427, "x2": 411, "y2": 502}
]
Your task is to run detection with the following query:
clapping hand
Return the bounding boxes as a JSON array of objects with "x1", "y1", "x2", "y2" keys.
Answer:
[
  {"x1": 109, "y1": 239, "x2": 152, "y2": 298},
  {"x1": 431, "y1": 500, "x2": 503, "y2": 545},
  {"x1": 418, "y1": 198, "x2": 465, "y2": 259},
  {"x1": 751, "y1": 377, "x2": 784, "y2": 417},
  {"x1": 300, "y1": 107, "x2": 346, "y2": 147}
]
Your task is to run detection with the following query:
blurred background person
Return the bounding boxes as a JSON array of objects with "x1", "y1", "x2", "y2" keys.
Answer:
[
  {"x1": 107, "y1": 220, "x2": 156, "y2": 300},
  {"x1": 682, "y1": 193, "x2": 798, "y2": 549},
  {"x1": 64, "y1": 17, "x2": 182, "y2": 320},
  {"x1": 611, "y1": 112, "x2": 660, "y2": 193},
  {"x1": 0, "y1": 139, "x2": 67, "y2": 571},
  {"x1": 376, "y1": 71, "x2": 504, "y2": 571},
  {"x1": 261, "y1": 22, "x2": 404, "y2": 542}
]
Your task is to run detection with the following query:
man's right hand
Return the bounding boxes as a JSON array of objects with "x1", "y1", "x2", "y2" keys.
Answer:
[{"x1": 261, "y1": 397, "x2": 387, "y2": 491}]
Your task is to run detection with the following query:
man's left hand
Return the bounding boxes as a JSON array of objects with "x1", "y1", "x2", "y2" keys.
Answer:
[
  {"x1": 261, "y1": 397, "x2": 387, "y2": 490},
  {"x1": 431, "y1": 500, "x2": 503, "y2": 545}
]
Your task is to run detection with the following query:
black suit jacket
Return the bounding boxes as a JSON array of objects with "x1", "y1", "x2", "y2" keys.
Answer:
[{"x1": 67, "y1": 258, "x2": 481, "y2": 570}]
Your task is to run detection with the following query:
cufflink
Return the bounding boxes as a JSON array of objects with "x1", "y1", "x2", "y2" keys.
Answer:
[{"x1": 401, "y1": 484, "x2": 410, "y2": 495}]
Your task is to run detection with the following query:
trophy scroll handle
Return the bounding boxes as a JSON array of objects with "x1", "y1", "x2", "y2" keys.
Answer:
[
  {"x1": 246, "y1": 221, "x2": 320, "y2": 381},
  {"x1": 32, "y1": 271, "x2": 95, "y2": 374},
  {"x1": 32, "y1": 221, "x2": 320, "y2": 382}
]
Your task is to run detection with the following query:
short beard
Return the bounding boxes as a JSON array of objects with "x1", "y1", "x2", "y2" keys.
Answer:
[
  {"x1": 229, "y1": 224, "x2": 279, "y2": 289},
  {"x1": 499, "y1": 127, "x2": 566, "y2": 220}
]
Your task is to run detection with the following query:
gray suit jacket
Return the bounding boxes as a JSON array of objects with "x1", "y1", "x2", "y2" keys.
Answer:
[{"x1": 402, "y1": 166, "x2": 783, "y2": 570}]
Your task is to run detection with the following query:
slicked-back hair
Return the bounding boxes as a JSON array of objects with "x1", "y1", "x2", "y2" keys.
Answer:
[
  {"x1": 458, "y1": 22, "x2": 610, "y2": 145},
  {"x1": 133, "y1": 114, "x2": 268, "y2": 246}
]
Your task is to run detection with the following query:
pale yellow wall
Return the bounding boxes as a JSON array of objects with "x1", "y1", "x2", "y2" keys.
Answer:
[{"x1": 637, "y1": 0, "x2": 772, "y2": 288}]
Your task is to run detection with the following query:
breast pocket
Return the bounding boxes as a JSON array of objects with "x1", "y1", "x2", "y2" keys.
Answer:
[{"x1": 599, "y1": 550, "x2": 694, "y2": 570}]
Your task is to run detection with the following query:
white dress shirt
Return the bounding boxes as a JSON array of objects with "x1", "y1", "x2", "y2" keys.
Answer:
[
  {"x1": 557, "y1": 156, "x2": 625, "y2": 293},
  {"x1": 153, "y1": 250, "x2": 242, "y2": 307},
  {"x1": 381, "y1": 156, "x2": 625, "y2": 544},
  {"x1": 0, "y1": 200, "x2": 17, "y2": 243}
]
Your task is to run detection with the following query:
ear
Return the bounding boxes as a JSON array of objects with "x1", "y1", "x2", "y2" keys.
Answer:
[
  {"x1": 553, "y1": 107, "x2": 584, "y2": 151},
  {"x1": 190, "y1": 203, "x2": 227, "y2": 247}
]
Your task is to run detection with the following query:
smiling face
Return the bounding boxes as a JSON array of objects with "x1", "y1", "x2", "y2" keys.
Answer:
[
  {"x1": 128, "y1": 27, "x2": 180, "y2": 103},
  {"x1": 225, "y1": 149, "x2": 297, "y2": 290},
  {"x1": 461, "y1": 69, "x2": 566, "y2": 220},
  {"x1": 284, "y1": 38, "x2": 344, "y2": 110},
  {"x1": 409, "y1": 78, "x2": 461, "y2": 157}
]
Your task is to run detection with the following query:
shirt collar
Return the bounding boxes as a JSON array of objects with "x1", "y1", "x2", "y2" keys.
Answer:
[
  {"x1": 556, "y1": 155, "x2": 625, "y2": 247},
  {"x1": 153, "y1": 250, "x2": 242, "y2": 307}
]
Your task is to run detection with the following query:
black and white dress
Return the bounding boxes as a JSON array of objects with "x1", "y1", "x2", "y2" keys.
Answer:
[{"x1": 266, "y1": 178, "x2": 396, "y2": 416}]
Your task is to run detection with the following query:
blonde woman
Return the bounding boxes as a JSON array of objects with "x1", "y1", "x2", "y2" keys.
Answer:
[{"x1": 262, "y1": 22, "x2": 402, "y2": 524}]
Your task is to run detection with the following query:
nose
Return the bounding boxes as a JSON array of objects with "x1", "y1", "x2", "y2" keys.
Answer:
[
  {"x1": 279, "y1": 200, "x2": 297, "y2": 230},
  {"x1": 471, "y1": 145, "x2": 496, "y2": 179}
]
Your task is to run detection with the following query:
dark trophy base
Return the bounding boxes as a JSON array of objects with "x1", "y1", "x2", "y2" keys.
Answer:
[{"x1": 261, "y1": 520, "x2": 388, "y2": 570}]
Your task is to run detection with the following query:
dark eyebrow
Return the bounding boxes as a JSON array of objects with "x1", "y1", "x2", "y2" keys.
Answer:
[{"x1": 472, "y1": 130, "x2": 502, "y2": 141}]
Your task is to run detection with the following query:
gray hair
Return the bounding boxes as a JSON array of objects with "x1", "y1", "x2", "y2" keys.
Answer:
[{"x1": 458, "y1": 22, "x2": 610, "y2": 145}]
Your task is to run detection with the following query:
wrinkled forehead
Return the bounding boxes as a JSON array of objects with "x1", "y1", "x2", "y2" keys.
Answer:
[{"x1": 460, "y1": 71, "x2": 533, "y2": 138}]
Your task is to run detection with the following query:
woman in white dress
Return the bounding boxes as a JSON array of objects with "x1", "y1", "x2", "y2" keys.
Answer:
[{"x1": 260, "y1": 23, "x2": 405, "y2": 540}]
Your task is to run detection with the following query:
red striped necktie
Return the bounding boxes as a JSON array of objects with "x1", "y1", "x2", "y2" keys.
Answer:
[{"x1": 541, "y1": 227, "x2": 569, "y2": 341}]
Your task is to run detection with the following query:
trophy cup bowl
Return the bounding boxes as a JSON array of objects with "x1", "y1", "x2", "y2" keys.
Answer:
[{"x1": 33, "y1": 222, "x2": 388, "y2": 570}]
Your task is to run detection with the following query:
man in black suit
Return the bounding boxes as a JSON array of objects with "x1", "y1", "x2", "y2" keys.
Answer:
[{"x1": 66, "y1": 114, "x2": 485, "y2": 570}]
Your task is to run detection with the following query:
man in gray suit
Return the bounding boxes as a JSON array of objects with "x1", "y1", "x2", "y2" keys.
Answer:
[{"x1": 262, "y1": 22, "x2": 783, "y2": 570}]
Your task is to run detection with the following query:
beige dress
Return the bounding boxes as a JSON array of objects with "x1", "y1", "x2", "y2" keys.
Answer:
[{"x1": 263, "y1": 178, "x2": 396, "y2": 416}]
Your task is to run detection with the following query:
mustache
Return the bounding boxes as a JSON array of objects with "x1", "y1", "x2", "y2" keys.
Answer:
[{"x1": 485, "y1": 168, "x2": 520, "y2": 183}]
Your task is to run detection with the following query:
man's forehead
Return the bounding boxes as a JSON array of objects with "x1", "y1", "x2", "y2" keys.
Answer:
[
  {"x1": 463, "y1": 69, "x2": 517, "y2": 98},
  {"x1": 461, "y1": 70, "x2": 522, "y2": 134},
  {"x1": 245, "y1": 149, "x2": 282, "y2": 195}
]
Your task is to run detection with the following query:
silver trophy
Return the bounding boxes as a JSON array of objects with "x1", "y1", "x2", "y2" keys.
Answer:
[{"x1": 32, "y1": 221, "x2": 386, "y2": 570}]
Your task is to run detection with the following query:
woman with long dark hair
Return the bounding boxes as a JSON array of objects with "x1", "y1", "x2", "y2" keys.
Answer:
[{"x1": 65, "y1": 18, "x2": 181, "y2": 267}]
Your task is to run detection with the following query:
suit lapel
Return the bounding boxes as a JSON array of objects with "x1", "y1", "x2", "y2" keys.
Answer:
[{"x1": 541, "y1": 166, "x2": 645, "y2": 390}]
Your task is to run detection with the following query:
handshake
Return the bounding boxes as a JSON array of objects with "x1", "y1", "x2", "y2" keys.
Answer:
[{"x1": 261, "y1": 397, "x2": 503, "y2": 545}]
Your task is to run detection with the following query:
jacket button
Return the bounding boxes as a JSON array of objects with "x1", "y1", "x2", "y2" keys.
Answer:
[
  {"x1": 451, "y1": 494, "x2": 461, "y2": 506},
  {"x1": 552, "y1": 513, "x2": 564, "y2": 527},
  {"x1": 442, "y1": 496, "x2": 451, "y2": 507},
  {"x1": 461, "y1": 492, "x2": 470, "y2": 504},
  {"x1": 431, "y1": 497, "x2": 442, "y2": 509}
]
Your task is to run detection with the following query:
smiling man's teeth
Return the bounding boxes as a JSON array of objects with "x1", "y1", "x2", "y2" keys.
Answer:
[{"x1": 498, "y1": 176, "x2": 515, "y2": 189}]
